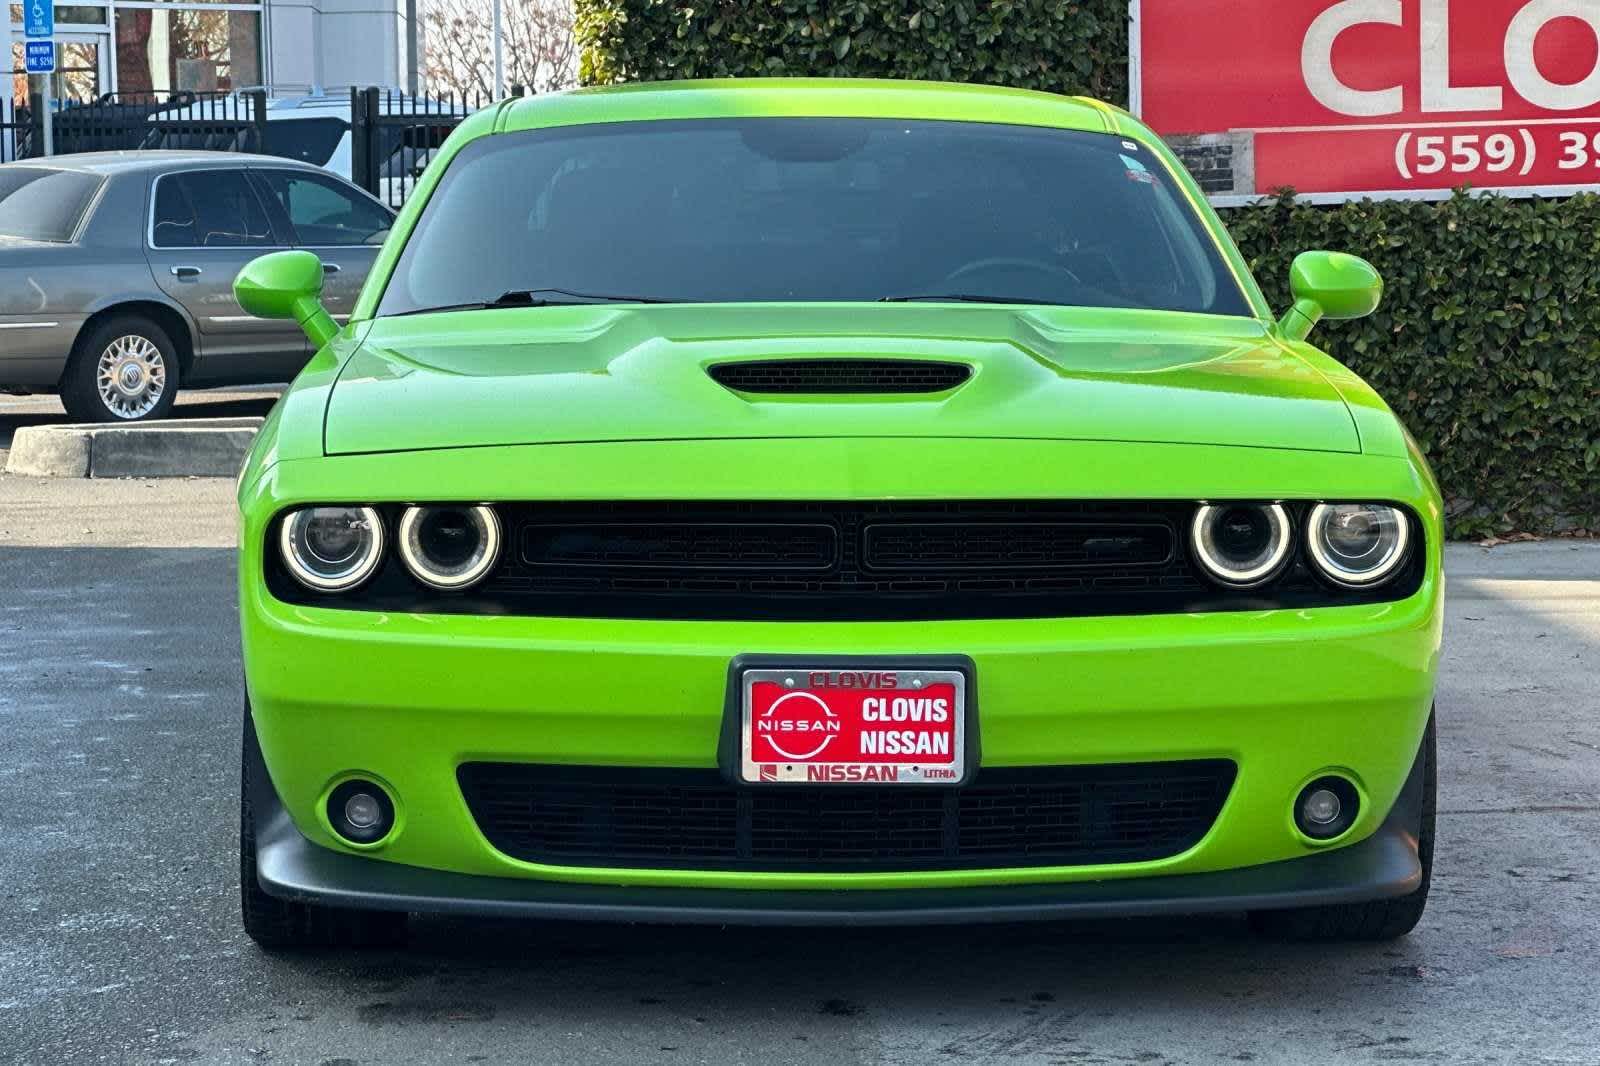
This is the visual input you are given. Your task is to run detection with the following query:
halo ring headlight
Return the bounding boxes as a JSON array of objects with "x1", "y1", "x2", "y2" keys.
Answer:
[
  {"x1": 1306, "y1": 503, "x2": 1410, "y2": 587},
  {"x1": 279, "y1": 506, "x2": 384, "y2": 592},
  {"x1": 1190, "y1": 503, "x2": 1293, "y2": 588},
  {"x1": 398, "y1": 505, "x2": 501, "y2": 590}
]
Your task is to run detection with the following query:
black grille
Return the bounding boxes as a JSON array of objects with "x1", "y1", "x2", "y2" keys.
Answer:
[
  {"x1": 482, "y1": 500, "x2": 1199, "y2": 620},
  {"x1": 266, "y1": 500, "x2": 1425, "y2": 620},
  {"x1": 456, "y1": 762, "x2": 1237, "y2": 872},
  {"x1": 708, "y1": 359, "x2": 972, "y2": 394}
]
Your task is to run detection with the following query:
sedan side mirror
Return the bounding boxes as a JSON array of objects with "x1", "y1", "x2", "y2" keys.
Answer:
[
  {"x1": 1278, "y1": 251, "x2": 1383, "y2": 341},
  {"x1": 234, "y1": 250, "x2": 340, "y2": 348}
]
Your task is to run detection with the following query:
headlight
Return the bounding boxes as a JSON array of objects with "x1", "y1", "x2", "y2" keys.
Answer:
[
  {"x1": 1306, "y1": 503, "x2": 1410, "y2": 587},
  {"x1": 1190, "y1": 503, "x2": 1292, "y2": 588},
  {"x1": 397, "y1": 505, "x2": 501, "y2": 590},
  {"x1": 279, "y1": 506, "x2": 384, "y2": 592}
]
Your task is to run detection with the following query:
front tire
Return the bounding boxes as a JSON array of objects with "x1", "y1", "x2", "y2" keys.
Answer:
[
  {"x1": 1249, "y1": 713, "x2": 1437, "y2": 942},
  {"x1": 59, "y1": 314, "x2": 180, "y2": 423},
  {"x1": 240, "y1": 709, "x2": 408, "y2": 950}
]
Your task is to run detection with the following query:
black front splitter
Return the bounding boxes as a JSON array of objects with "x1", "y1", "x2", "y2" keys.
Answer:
[{"x1": 254, "y1": 803, "x2": 1420, "y2": 927}]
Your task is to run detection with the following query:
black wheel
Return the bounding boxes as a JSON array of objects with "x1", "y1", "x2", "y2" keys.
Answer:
[
  {"x1": 240, "y1": 709, "x2": 408, "y2": 950},
  {"x1": 1249, "y1": 713, "x2": 1436, "y2": 942},
  {"x1": 59, "y1": 314, "x2": 181, "y2": 423}
]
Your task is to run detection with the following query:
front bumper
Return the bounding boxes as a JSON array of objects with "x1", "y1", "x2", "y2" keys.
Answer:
[
  {"x1": 244, "y1": 588, "x2": 1440, "y2": 893},
  {"x1": 241, "y1": 439, "x2": 1443, "y2": 903},
  {"x1": 249, "y1": 718, "x2": 1429, "y2": 922}
]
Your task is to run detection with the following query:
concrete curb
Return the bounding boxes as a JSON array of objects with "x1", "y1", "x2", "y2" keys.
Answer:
[{"x1": 4, "y1": 418, "x2": 262, "y2": 478}]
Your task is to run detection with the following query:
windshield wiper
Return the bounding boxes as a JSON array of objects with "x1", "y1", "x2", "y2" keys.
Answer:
[
  {"x1": 878, "y1": 293, "x2": 1074, "y2": 306},
  {"x1": 392, "y1": 288, "x2": 682, "y2": 316}
]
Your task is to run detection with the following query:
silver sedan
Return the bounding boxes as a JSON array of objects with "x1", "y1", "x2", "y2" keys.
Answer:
[{"x1": 0, "y1": 151, "x2": 393, "y2": 421}]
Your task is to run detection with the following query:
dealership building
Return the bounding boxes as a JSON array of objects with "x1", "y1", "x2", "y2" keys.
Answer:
[{"x1": 7, "y1": 0, "x2": 413, "y2": 105}]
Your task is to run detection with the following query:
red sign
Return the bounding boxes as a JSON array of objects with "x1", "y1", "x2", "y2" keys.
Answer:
[
  {"x1": 1133, "y1": 0, "x2": 1600, "y2": 201},
  {"x1": 738, "y1": 668, "x2": 965, "y2": 785}
]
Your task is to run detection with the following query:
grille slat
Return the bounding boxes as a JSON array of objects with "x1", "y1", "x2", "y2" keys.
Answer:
[
  {"x1": 457, "y1": 762, "x2": 1237, "y2": 872},
  {"x1": 522, "y1": 522, "x2": 838, "y2": 571},
  {"x1": 709, "y1": 359, "x2": 972, "y2": 394}
]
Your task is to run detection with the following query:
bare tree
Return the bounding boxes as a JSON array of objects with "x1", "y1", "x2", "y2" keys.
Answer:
[{"x1": 421, "y1": 0, "x2": 577, "y2": 97}]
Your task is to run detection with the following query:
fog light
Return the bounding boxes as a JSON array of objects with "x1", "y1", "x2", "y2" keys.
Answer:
[
  {"x1": 344, "y1": 792, "x2": 383, "y2": 830},
  {"x1": 1295, "y1": 776, "x2": 1359, "y2": 841},
  {"x1": 1302, "y1": 788, "x2": 1341, "y2": 826},
  {"x1": 328, "y1": 779, "x2": 395, "y2": 844}
]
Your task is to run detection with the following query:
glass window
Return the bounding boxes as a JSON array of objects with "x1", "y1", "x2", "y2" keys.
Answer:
[
  {"x1": 114, "y1": 8, "x2": 261, "y2": 94},
  {"x1": 261, "y1": 118, "x2": 347, "y2": 167},
  {"x1": 150, "y1": 169, "x2": 274, "y2": 248},
  {"x1": 0, "y1": 167, "x2": 103, "y2": 241},
  {"x1": 255, "y1": 169, "x2": 391, "y2": 246},
  {"x1": 377, "y1": 118, "x2": 1252, "y2": 318}
]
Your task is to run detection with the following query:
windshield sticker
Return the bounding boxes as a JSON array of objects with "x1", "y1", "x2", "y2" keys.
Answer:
[{"x1": 1121, "y1": 154, "x2": 1156, "y2": 185}]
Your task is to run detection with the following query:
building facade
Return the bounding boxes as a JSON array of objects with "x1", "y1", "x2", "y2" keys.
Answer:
[{"x1": 7, "y1": 0, "x2": 411, "y2": 106}]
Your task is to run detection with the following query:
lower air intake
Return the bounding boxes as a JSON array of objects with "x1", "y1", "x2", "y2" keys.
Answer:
[{"x1": 457, "y1": 761, "x2": 1237, "y2": 872}]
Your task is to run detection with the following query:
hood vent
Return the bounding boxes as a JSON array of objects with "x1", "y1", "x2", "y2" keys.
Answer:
[{"x1": 708, "y1": 359, "x2": 972, "y2": 395}]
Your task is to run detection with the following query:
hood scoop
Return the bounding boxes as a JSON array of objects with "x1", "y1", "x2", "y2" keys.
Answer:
[{"x1": 708, "y1": 359, "x2": 972, "y2": 395}]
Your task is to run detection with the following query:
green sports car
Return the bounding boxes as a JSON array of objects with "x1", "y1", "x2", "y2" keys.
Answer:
[{"x1": 232, "y1": 79, "x2": 1441, "y2": 949}]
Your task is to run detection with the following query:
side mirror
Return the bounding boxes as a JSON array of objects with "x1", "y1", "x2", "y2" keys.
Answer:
[
  {"x1": 1278, "y1": 251, "x2": 1383, "y2": 341},
  {"x1": 234, "y1": 250, "x2": 339, "y2": 348}
]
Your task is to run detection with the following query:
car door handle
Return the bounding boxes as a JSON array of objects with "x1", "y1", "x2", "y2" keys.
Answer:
[
  {"x1": 322, "y1": 263, "x2": 342, "y2": 274},
  {"x1": 170, "y1": 265, "x2": 202, "y2": 279}
]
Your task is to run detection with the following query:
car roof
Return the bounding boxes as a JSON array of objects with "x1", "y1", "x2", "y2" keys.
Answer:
[
  {"x1": 0, "y1": 151, "x2": 329, "y2": 176},
  {"x1": 493, "y1": 78, "x2": 1129, "y2": 139}
]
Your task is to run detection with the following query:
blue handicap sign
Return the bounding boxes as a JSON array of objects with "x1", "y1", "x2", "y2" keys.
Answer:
[
  {"x1": 25, "y1": 0, "x2": 54, "y2": 38},
  {"x1": 25, "y1": 40, "x2": 56, "y2": 75}
]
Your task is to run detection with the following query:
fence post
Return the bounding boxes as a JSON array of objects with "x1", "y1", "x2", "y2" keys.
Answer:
[
  {"x1": 27, "y1": 92, "x2": 44, "y2": 159},
  {"x1": 349, "y1": 86, "x2": 382, "y2": 196},
  {"x1": 247, "y1": 89, "x2": 268, "y2": 154}
]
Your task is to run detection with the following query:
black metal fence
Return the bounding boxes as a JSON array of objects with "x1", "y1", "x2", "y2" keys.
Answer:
[
  {"x1": 1, "y1": 86, "x2": 498, "y2": 207},
  {"x1": 349, "y1": 87, "x2": 492, "y2": 210},
  {"x1": 1, "y1": 90, "x2": 267, "y2": 162},
  {"x1": 0, "y1": 101, "x2": 24, "y2": 164}
]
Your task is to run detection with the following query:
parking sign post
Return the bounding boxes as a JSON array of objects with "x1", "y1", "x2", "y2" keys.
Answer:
[{"x1": 24, "y1": 0, "x2": 54, "y2": 156}]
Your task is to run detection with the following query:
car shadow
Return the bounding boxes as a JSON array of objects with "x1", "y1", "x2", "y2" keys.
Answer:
[{"x1": 295, "y1": 907, "x2": 1417, "y2": 1019}]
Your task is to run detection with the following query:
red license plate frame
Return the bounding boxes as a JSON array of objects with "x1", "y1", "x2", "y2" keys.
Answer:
[{"x1": 734, "y1": 662, "x2": 971, "y2": 787}]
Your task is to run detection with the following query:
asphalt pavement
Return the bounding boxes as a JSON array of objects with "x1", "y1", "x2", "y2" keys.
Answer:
[{"x1": 2, "y1": 446, "x2": 1599, "y2": 1064}]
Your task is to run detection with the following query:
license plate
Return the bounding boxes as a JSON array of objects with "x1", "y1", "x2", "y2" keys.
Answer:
[{"x1": 738, "y1": 666, "x2": 968, "y2": 786}]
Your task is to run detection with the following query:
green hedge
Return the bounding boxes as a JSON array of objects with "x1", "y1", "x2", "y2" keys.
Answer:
[
  {"x1": 1231, "y1": 193, "x2": 1600, "y2": 537},
  {"x1": 576, "y1": 2, "x2": 1600, "y2": 537},
  {"x1": 575, "y1": 0, "x2": 1129, "y2": 101}
]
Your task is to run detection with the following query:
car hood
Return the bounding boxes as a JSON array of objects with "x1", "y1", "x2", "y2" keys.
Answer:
[{"x1": 322, "y1": 305, "x2": 1361, "y2": 456}]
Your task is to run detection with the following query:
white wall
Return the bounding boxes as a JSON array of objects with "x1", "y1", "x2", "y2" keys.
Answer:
[{"x1": 265, "y1": 0, "x2": 408, "y2": 92}]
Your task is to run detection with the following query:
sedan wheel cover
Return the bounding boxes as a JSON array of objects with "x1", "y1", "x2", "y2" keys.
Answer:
[{"x1": 95, "y1": 335, "x2": 167, "y2": 419}]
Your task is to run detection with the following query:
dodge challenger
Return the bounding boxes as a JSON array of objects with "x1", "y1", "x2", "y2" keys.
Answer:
[{"x1": 232, "y1": 79, "x2": 1441, "y2": 948}]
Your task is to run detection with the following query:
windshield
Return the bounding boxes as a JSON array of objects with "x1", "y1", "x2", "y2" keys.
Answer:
[
  {"x1": 376, "y1": 118, "x2": 1253, "y2": 318},
  {"x1": 0, "y1": 167, "x2": 103, "y2": 242}
]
